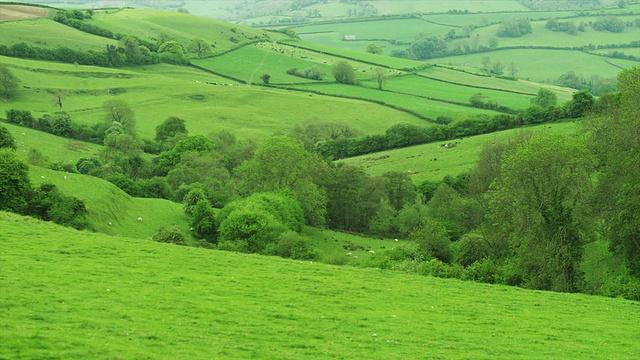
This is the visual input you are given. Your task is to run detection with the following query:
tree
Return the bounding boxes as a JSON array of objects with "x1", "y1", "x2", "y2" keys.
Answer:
[
  {"x1": 508, "y1": 62, "x2": 518, "y2": 78},
  {"x1": 0, "y1": 148, "x2": 32, "y2": 214},
  {"x1": 187, "y1": 38, "x2": 212, "y2": 58},
  {"x1": 373, "y1": 67, "x2": 387, "y2": 90},
  {"x1": 51, "y1": 89, "x2": 66, "y2": 113},
  {"x1": 235, "y1": 136, "x2": 330, "y2": 225},
  {"x1": 332, "y1": 60, "x2": 357, "y2": 85},
  {"x1": 567, "y1": 90, "x2": 594, "y2": 118},
  {"x1": 155, "y1": 116, "x2": 188, "y2": 143},
  {"x1": 0, "y1": 64, "x2": 19, "y2": 98},
  {"x1": 260, "y1": 73, "x2": 271, "y2": 84},
  {"x1": 491, "y1": 61, "x2": 504, "y2": 75},
  {"x1": 409, "y1": 36, "x2": 446, "y2": 60},
  {"x1": 530, "y1": 88, "x2": 557, "y2": 108},
  {"x1": 0, "y1": 125, "x2": 17, "y2": 150},
  {"x1": 488, "y1": 134, "x2": 592, "y2": 292},
  {"x1": 410, "y1": 217, "x2": 452, "y2": 263},
  {"x1": 103, "y1": 99, "x2": 135, "y2": 136},
  {"x1": 586, "y1": 66, "x2": 640, "y2": 275},
  {"x1": 191, "y1": 199, "x2": 217, "y2": 243},
  {"x1": 152, "y1": 226, "x2": 187, "y2": 245},
  {"x1": 366, "y1": 43, "x2": 383, "y2": 54},
  {"x1": 382, "y1": 171, "x2": 416, "y2": 211},
  {"x1": 481, "y1": 56, "x2": 491, "y2": 72}
]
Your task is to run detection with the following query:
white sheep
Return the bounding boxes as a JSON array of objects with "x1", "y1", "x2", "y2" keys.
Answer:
[
  {"x1": 137, "y1": 217, "x2": 142, "y2": 222},
  {"x1": 108, "y1": 222, "x2": 112, "y2": 226},
  {"x1": 369, "y1": 250, "x2": 375, "y2": 254},
  {"x1": 347, "y1": 252, "x2": 352, "y2": 256}
]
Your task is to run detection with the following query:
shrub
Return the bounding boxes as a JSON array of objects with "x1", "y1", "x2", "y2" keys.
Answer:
[
  {"x1": 416, "y1": 259, "x2": 463, "y2": 279},
  {"x1": 456, "y1": 233, "x2": 490, "y2": 267},
  {"x1": 218, "y1": 209, "x2": 286, "y2": 253},
  {"x1": 461, "y1": 258, "x2": 499, "y2": 283},
  {"x1": 152, "y1": 226, "x2": 188, "y2": 246},
  {"x1": 265, "y1": 231, "x2": 318, "y2": 260}
]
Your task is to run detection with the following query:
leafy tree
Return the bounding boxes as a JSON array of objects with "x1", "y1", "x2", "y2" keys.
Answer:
[
  {"x1": 103, "y1": 99, "x2": 135, "y2": 136},
  {"x1": 155, "y1": 116, "x2": 188, "y2": 143},
  {"x1": 497, "y1": 18, "x2": 532, "y2": 37},
  {"x1": 332, "y1": 60, "x2": 357, "y2": 84},
  {"x1": 235, "y1": 136, "x2": 329, "y2": 225},
  {"x1": 0, "y1": 63, "x2": 19, "y2": 98},
  {"x1": 0, "y1": 148, "x2": 32, "y2": 214},
  {"x1": 29, "y1": 183, "x2": 88, "y2": 229},
  {"x1": 260, "y1": 73, "x2": 271, "y2": 84},
  {"x1": 373, "y1": 67, "x2": 387, "y2": 90},
  {"x1": 366, "y1": 43, "x2": 383, "y2": 54},
  {"x1": 187, "y1": 38, "x2": 212, "y2": 58},
  {"x1": 409, "y1": 36, "x2": 446, "y2": 60},
  {"x1": 382, "y1": 171, "x2": 416, "y2": 211},
  {"x1": 586, "y1": 66, "x2": 640, "y2": 275},
  {"x1": 508, "y1": 62, "x2": 518, "y2": 78},
  {"x1": 410, "y1": 217, "x2": 453, "y2": 263},
  {"x1": 218, "y1": 208, "x2": 286, "y2": 253},
  {"x1": 191, "y1": 199, "x2": 217, "y2": 243},
  {"x1": 0, "y1": 125, "x2": 17, "y2": 150},
  {"x1": 183, "y1": 187, "x2": 209, "y2": 216},
  {"x1": 530, "y1": 88, "x2": 558, "y2": 108},
  {"x1": 488, "y1": 134, "x2": 592, "y2": 292},
  {"x1": 567, "y1": 90, "x2": 594, "y2": 118},
  {"x1": 491, "y1": 61, "x2": 504, "y2": 75}
]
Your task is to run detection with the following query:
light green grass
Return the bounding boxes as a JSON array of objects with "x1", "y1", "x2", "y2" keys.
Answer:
[
  {"x1": 418, "y1": 67, "x2": 576, "y2": 101},
  {"x1": 298, "y1": 32, "x2": 408, "y2": 55},
  {"x1": 0, "y1": 55, "x2": 424, "y2": 140},
  {"x1": 288, "y1": 82, "x2": 500, "y2": 120},
  {"x1": 424, "y1": 11, "x2": 579, "y2": 27},
  {"x1": 89, "y1": 8, "x2": 279, "y2": 53},
  {"x1": 434, "y1": 49, "x2": 637, "y2": 81},
  {"x1": 0, "y1": 17, "x2": 117, "y2": 52},
  {"x1": 1, "y1": 210, "x2": 638, "y2": 359},
  {"x1": 339, "y1": 121, "x2": 578, "y2": 182},
  {"x1": 1, "y1": 121, "x2": 102, "y2": 164},
  {"x1": 381, "y1": 74, "x2": 535, "y2": 110},
  {"x1": 27, "y1": 166, "x2": 190, "y2": 239}
]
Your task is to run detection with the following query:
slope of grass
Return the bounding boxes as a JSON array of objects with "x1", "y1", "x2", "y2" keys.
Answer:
[
  {"x1": 1, "y1": 121, "x2": 102, "y2": 164},
  {"x1": 0, "y1": 55, "x2": 425, "y2": 140},
  {"x1": 89, "y1": 8, "x2": 280, "y2": 54},
  {"x1": 339, "y1": 121, "x2": 578, "y2": 182},
  {"x1": 434, "y1": 49, "x2": 637, "y2": 81},
  {"x1": 1, "y1": 210, "x2": 638, "y2": 359},
  {"x1": 27, "y1": 166, "x2": 190, "y2": 239},
  {"x1": 0, "y1": 17, "x2": 117, "y2": 51}
]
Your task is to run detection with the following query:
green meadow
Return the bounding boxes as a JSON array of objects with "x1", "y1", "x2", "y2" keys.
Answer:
[
  {"x1": 339, "y1": 121, "x2": 578, "y2": 183},
  {"x1": 434, "y1": 49, "x2": 638, "y2": 81},
  {"x1": 2, "y1": 211, "x2": 639, "y2": 359},
  {"x1": 0, "y1": 17, "x2": 117, "y2": 52}
]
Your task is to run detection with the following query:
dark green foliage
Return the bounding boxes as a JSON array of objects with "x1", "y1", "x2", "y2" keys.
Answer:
[
  {"x1": 592, "y1": 16, "x2": 626, "y2": 33},
  {"x1": 75, "y1": 157, "x2": 102, "y2": 175},
  {"x1": 155, "y1": 116, "x2": 188, "y2": 143},
  {"x1": 183, "y1": 187, "x2": 208, "y2": 216},
  {"x1": 155, "y1": 135, "x2": 216, "y2": 174},
  {"x1": 0, "y1": 125, "x2": 16, "y2": 150},
  {"x1": 218, "y1": 208, "x2": 286, "y2": 254},
  {"x1": 497, "y1": 18, "x2": 532, "y2": 37},
  {"x1": 567, "y1": 90, "x2": 594, "y2": 118},
  {"x1": 0, "y1": 63, "x2": 19, "y2": 98},
  {"x1": 332, "y1": 60, "x2": 357, "y2": 84},
  {"x1": 366, "y1": 43, "x2": 383, "y2": 54},
  {"x1": 457, "y1": 233, "x2": 491, "y2": 267},
  {"x1": 28, "y1": 183, "x2": 88, "y2": 230},
  {"x1": 411, "y1": 217, "x2": 453, "y2": 263},
  {"x1": 266, "y1": 231, "x2": 318, "y2": 260},
  {"x1": 260, "y1": 73, "x2": 271, "y2": 84},
  {"x1": 152, "y1": 226, "x2": 187, "y2": 246},
  {"x1": 409, "y1": 36, "x2": 446, "y2": 60},
  {"x1": 382, "y1": 171, "x2": 416, "y2": 211},
  {"x1": 191, "y1": 200, "x2": 218, "y2": 243},
  {"x1": 530, "y1": 88, "x2": 557, "y2": 108},
  {"x1": 0, "y1": 149, "x2": 31, "y2": 214},
  {"x1": 103, "y1": 99, "x2": 135, "y2": 136},
  {"x1": 545, "y1": 19, "x2": 578, "y2": 35},
  {"x1": 6, "y1": 109, "x2": 34, "y2": 126}
]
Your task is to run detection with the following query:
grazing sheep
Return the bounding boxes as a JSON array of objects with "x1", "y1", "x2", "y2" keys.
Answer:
[
  {"x1": 108, "y1": 222, "x2": 112, "y2": 226},
  {"x1": 394, "y1": 239, "x2": 399, "y2": 242},
  {"x1": 40, "y1": 176, "x2": 45, "y2": 179},
  {"x1": 369, "y1": 250, "x2": 375, "y2": 254},
  {"x1": 347, "y1": 252, "x2": 352, "y2": 256},
  {"x1": 137, "y1": 217, "x2": 142, "y2": 222}
]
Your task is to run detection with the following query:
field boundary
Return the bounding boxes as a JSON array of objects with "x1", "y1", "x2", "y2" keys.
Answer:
[{"x1": 415, "y1": 72, "x2": 537, "y2": 96}]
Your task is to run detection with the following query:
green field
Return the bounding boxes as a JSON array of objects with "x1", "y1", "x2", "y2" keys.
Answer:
[
  {"x1": 1, "y1": 211, "x2": 638, "y2": 359},
  {"x1": 339, "y1": 121, "x2": 578, "y2": 182},
  {"x1": 288, "y1": 82, "x2": 500, "y2": 120},
  {"x1": 26, "y1": 166, "x2": 191, "y2": 239},
  {"x1": 0, "y1": 55, "x2": 426, "y2": 140},
  {"x1": 434, "y1": 49, "x2": 638, "y2": 81},
  {"x1": 0, "y1": 17, "x2": 117, "y2": 52}
]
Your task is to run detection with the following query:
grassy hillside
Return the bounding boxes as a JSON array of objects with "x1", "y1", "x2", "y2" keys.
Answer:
[
  {"x1": 339, "y1": 121, "x2": 578, "y2": 182},
  {"x1": 0, "y1": 4, "x2": 48, "y2": 22},
  {"x1": 1, "y1": 211, "x2": 638, "y2": 359},
  {"x1": 27, "y1": 166, "x2": 190, "y2": 239}
]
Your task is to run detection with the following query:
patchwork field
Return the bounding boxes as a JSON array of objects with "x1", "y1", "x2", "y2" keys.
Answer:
[
  {"x1": 0, "y1": 4, "x2": 48, "y2": 22},
  {"x1": 1, "y1": 211, "x2": 638, "y2": 359},
  {"x1": 339, "y1": 121, "x2": 578, "y2": 183}
]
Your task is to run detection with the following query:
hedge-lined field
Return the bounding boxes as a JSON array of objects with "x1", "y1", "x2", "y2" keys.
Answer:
[{"x1": 1, "y1": 210, "x2": 638, "y2": 359}]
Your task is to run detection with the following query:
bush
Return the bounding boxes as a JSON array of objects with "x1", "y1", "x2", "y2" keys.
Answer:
[
  {"x1": 265, "y1": 231, "x2": 318, "y2": 260},
  {"x1": 416, "y1": 259, "x2": 463, "y2": 279},
  {"x1": 457, "y1": 233, "x2": 491, "y2": 267},
  {"x1": 152, "y1": 226, "x2": 188, "y2": 246},
  {"x1": 461, "y1": 258, "x2": 499, "y2": 283},
  {"x1": 218, "y1": 209, "x2": 286, "y2": 253}
]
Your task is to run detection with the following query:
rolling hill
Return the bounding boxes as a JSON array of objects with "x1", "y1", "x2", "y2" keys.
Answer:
[{"x1": 1, "y1": 211, "x2": 638, "y2": 359}]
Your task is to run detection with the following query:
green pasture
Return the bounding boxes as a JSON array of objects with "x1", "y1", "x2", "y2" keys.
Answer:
[
  {"x1": 589, "y1": 47, "x2": 640, "y2": 58},
  {"x1": 380, "y1": 74, "x2": 535, "y2": 110},
  {"x1": 192, "y1": 44, "x2": 335, "y2": 84},
  {"x1": 471, "y1": 17, "x2": 640, "y2": 49},
  {"x1": 1, "y1": 56, "x2": 425, "y2": 140},
  {"x1": 433, "y1": 49, "x2": 637, "y2": 81},
  {"x1": 2, "y1": 211, "x2": 638, "y2": 359},
  {"x1": 297, "y1": 33, "x2": 408, "y2": 56},
  {"x1": 89, "y1": 8, "x2": 278, "y2": 53},
  {"x1": 0, "y1": 17, "x2": 117, "y2": 52},
  {"x1": 28, "y1": 166, "x2": 190, "y2": 239},
  {"x1": 423, "y1": 11, "x2": 579, "y2": 27},
  {"x1": 280, "y1": 40, "x2": 424, "y2": 70},
  {"x1": 365, "y1": 0, "x2": 529, "y2": 14},
  {"x1": 1, "y1": 121, "x2": 101, "y2": 164},
  {"x1": 294, "y1": 18, "x2": 456, "y2": 43},
  {"x1": 339, "y1": 121, "x2": 578, "y2": 183},
  {"x1": 288, "y1": 83, "x2": 499, "y2": 120},
  {"x1": 418, "y1": 67, "x2": 575, "y2": 101}
]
